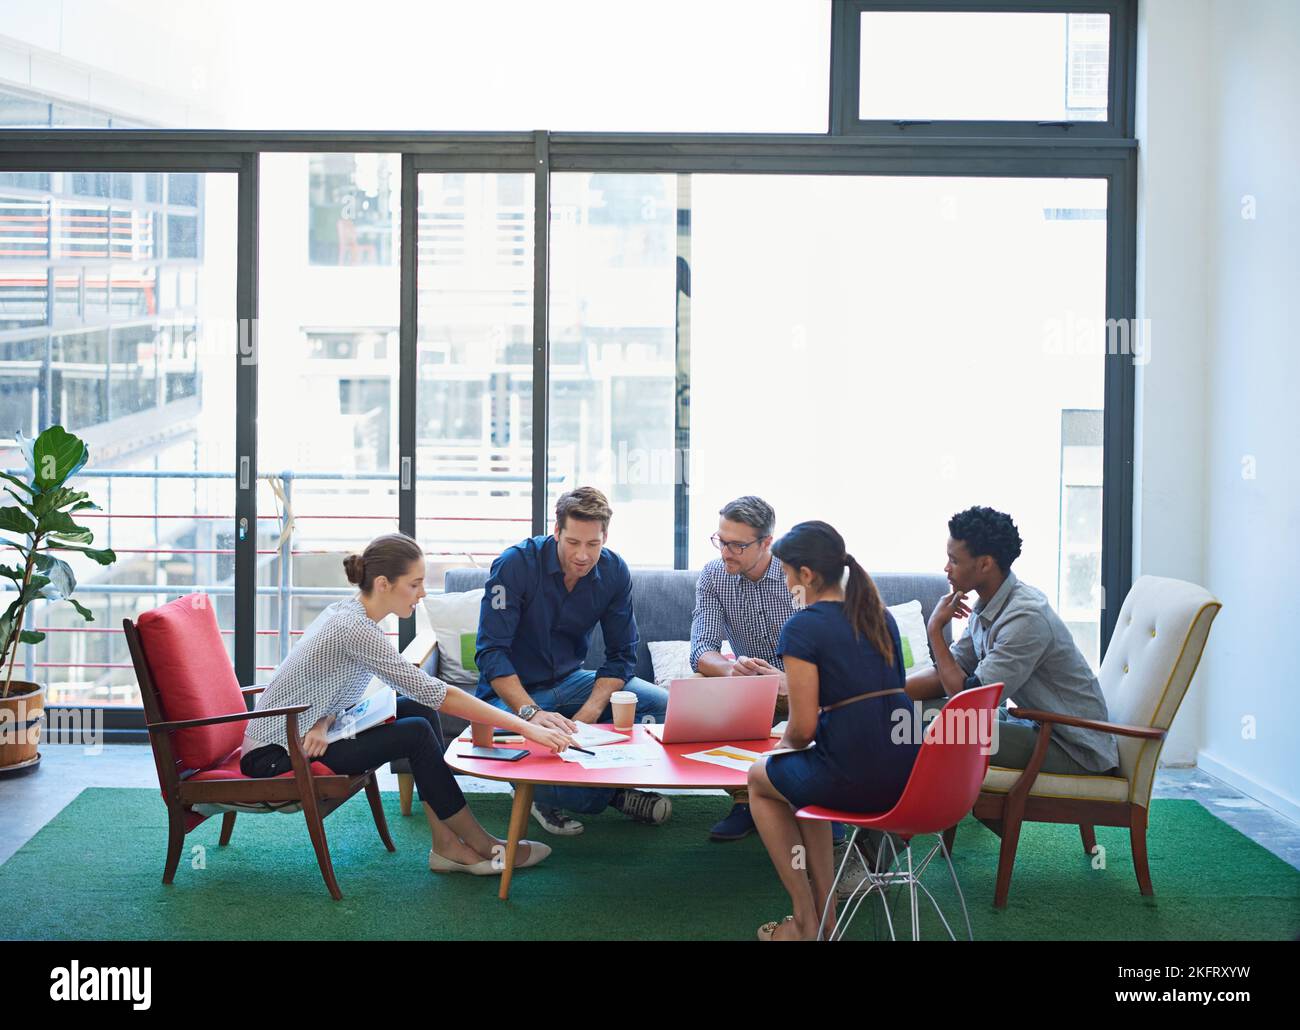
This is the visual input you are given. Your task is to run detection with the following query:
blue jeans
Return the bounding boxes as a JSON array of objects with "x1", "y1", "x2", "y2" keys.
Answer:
[{"x1": 486, "y1": 668, "x2": 669, "y2": 814}]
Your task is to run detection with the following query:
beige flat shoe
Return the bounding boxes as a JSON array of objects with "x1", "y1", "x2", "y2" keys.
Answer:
[
  {"x1": 514, "y1": 839, "x2": 552, "y2": 869},
  {"x1": 428, "y1": 848, "x2": 496, "y2": 875}
]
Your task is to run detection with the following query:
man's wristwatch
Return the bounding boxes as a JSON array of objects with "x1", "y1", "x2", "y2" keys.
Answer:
[{"x1": 517, "y1": 704, "x2": 541, "y2": 722}]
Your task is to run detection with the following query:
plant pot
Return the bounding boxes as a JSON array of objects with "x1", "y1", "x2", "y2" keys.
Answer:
[{"x1": 0, "y1": 680, "x2": 44, "y2": 776}]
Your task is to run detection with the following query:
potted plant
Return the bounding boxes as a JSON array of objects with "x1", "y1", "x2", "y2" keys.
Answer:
[{"x1": 0, "y1": 425, "x2": 116, "y2": 775}]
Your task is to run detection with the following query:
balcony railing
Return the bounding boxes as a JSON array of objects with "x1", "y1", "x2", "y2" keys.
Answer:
[{"x1": 0, "y1": 464, "x2": 545, "y2": 702}]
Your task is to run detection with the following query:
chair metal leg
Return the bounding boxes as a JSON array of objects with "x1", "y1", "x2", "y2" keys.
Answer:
[
  {"x1": 907, "y1": 844, "x2": 920, "y2": 940},
  {"x1": 937, "y1": 832, "x2": 973, "y2": 941},
  {"x1": 816, "y1": 826, "x2": 858, "y2": 941},
  {"x1": 829, "y1": 829, "x2": 897, "y2": 942}
]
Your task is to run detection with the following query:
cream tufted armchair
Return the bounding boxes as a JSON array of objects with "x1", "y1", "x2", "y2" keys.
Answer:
[{"x1": 966, "y1": 575, "x2": 1221, "y2": 908}]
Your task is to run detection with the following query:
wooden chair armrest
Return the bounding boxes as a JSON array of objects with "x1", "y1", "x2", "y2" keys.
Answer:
[
  {"x1": 147, "y1": 705, "x2": 309, "y2": 733},
  {"x1": 241, "y1": 684, "x2": 269, "y2": 696},
  {"x1": 1011, "y1": 707, "x2": 1165, "y2": 740}
]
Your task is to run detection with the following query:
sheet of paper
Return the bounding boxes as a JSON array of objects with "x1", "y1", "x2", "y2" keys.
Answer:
[
  {"x1": 557, "y1": 744, "x2": 659, "y2": 770},
  {"x1": 571, "y1": 724, "x2": 629, "y2": 747},
  {"x1": 770, "y1": 720, "x2": 787, "y2": 738},
  {"x1": 682, "y1": 745, "x2": 764, "y2": 772}
]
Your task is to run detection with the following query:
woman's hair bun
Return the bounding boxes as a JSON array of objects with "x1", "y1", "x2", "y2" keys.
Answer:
[{"x1": 342, "y1": 553, "x2": 366, "y2": 585}]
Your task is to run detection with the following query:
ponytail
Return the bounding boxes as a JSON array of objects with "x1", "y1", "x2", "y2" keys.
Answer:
[
  {"x1": 844, "y1": 554, "x2": 894, "y2": 665},
  {"x1": 773, "y1": 521, "x2": 894, "y2": 665}
]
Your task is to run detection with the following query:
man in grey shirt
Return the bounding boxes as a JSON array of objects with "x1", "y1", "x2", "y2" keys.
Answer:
[{"x1": 906, "y1": 506, "x2": 1120, "y2": 776}]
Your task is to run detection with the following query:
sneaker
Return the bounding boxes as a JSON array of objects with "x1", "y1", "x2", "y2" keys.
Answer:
[
  {"x1": 833, "y1": 839, "x2": 873, "y2": 901},
  {"x1": 530, "y1": 802, "x2": 584, "y2": 836},
  {"x1": 610, "y1": 788, "x2": 672, "y2": 825},
  {"x1": 709, "y1": 802, "x2": 756, "y2": 841}
]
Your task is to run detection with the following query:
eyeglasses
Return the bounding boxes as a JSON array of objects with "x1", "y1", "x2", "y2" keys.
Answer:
[{"x1": 710, "y1": 532, "x2": 764, "y2": 556}]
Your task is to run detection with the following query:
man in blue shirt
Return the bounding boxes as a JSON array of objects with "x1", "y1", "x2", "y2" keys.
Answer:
[{"x1": 475, "y1": 486, "x2": 671, "y2": 836}]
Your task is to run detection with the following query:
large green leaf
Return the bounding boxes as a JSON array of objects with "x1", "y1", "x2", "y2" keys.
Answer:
[
  {"x1": 0, "y1": 506, "x2": 34, "y2": 535},
  {"x1": 36, "y1": 509, "x2": 93, "y2": 544},
  {"x1": 0, "y1": 538, "x2": 31, "y2": 561},
  {"x1": 0, "y1": 470, "x2": 33, "y2": 496},
  {"x1": 34, "y1": 554, "x2": 75, "y2": 599},
  {"x1": 0, "y1": 563, "x2": 24, "y2": 582},
  {"x1": 67, "y1": 597, "x2": 95, "y2": 622},
  {"x1": 30, "y1": 425, "x2": 88, "y2": 492},
  {"x1": 19, "y1": 576, "x2": 51, "y2": 605},
  {"x1": 49, "y1": 544, "x2": 115, "y2": 566},
  {"x1": 18, "y1": 629, "x2": 44, "y2": 645},
  {"x1": 11, "y1": 431, "x2": 36, "y2": 485},
  {"x1": 4, "y1": 488, "x2": 35, "y2": 513},
  {"x1": 31, "y1": 486, "x2": 90, "y2": 518}
]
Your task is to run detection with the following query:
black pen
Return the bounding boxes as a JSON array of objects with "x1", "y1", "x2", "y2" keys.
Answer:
[{"x1": 566, "y1": 744, "x2": 596, "y2": 756}]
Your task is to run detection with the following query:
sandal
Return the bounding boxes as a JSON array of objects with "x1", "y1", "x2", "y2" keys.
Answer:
[{"x1": 756, "y1": 915, "x2": 794, "y2": 941}]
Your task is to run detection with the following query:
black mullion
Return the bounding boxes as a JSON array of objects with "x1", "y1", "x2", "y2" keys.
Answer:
[
  {"x1": 1099, "y1": 153, "x2": 1137, "y2": 651},
  {"x1": 234, "y1": 152, "x2": 259, "y2": 687},
  {"x1": 673, "y1": 176, "x2": 692, "y2": 569},
  {"x1": 531, "y1": 131, "x2": 550, "y2": 536},
  {"x1": 398, "y1": 155, "x2": 418, "y2": 651}
]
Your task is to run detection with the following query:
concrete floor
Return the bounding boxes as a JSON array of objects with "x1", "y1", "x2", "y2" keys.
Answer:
[{"x1": 2, "y1": 744, "x2": 1299, "y2": 873}]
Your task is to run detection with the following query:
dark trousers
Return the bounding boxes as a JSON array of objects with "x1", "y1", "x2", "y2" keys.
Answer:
[{"x1": 241, "y1": 697, "x2": 467, "y2": 821}]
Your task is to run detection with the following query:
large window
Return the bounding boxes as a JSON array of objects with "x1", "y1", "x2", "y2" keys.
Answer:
[
  {"x1": 0, "y1": 1, "x2": 1137, "y2": 709},
  {"x1": 686, "y1": 174, "x2": 1109, "y2": 664},
  {"x1": 0, "y1": 170, "x2": 237, "y2": 705},
  {"x1": 256, "y1": 154, "x2": 402, "y2": 675},
  {"x1": 549, "y1": 173, "x2": 678, "y2": 566},
  {"x1": 415, "y1": 172, "x2": 534, "y2": 586}
]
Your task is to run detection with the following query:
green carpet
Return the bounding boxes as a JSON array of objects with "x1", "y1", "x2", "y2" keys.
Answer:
[{"x1": 2, "y1": 789, "x2": 1297, "y2": 940}]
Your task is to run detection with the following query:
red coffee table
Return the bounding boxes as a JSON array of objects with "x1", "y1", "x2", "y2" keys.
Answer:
[{"x1": 444, "y1": 724, "x2": 779, "y2": 899}]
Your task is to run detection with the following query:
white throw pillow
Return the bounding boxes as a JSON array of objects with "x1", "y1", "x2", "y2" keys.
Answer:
[
  {"x1": 647, "y1": 640, "x2": 694, "y2": 687},
  {"x1": 887, "y1": 600, "x2": 934, "y2": 677},
  {"x1": 422, "y1": 589, "x2": 485, "y2": 688}
]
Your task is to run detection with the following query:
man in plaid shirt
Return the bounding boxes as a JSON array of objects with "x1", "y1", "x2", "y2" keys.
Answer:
[{"x1": 690, "y1": 495, "x2": 798, "y2": 841}]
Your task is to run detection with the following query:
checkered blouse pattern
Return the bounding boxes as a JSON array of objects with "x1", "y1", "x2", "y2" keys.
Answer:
[{"x1": 246, "y1": 597, "x2": 448, "y2": 749}]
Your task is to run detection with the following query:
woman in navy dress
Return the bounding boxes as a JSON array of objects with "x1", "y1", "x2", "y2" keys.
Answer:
[{"x1": 748, "y1": 520, "x2": 920, "y2": 941}]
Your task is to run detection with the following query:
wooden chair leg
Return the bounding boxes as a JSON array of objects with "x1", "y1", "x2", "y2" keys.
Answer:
[
  {"x1": 1130, "y1": 805, "x2": 1153, "y2": 896},
  {"x1": 366, "y1": 772, "x2": 397, "y2": 852},
  {"x1": 398, "y1": 772, "x2": 414, "y2": 817},
  {"x1": 163, "y1": 805, "x2": 186, "y2": 884},
  {"x1": 1079, "y1": 824, "x2": 1096, "y2": 856},
  {"x1": 942, "y1": 823, "x2": 958, "y2": 855},
  {"x1": 300, "y1": 790, "x2": 342, "y2": 901},
  {"x1": 993, "y1": 805, "x2": 1025, "y2": 909},
  {"x1": 219, "y1": 811, "x2": 237, "y2": 846}
]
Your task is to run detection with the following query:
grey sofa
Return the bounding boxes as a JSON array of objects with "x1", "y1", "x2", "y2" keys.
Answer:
[{"x1": 424, "y1": 566, "x2": 951, "y2": 742}]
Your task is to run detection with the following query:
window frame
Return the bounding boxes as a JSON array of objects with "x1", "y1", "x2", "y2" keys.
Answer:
[
  {"x1": 830, "y1": 0, "x2": 1137, "y2": 139},
  {"x1": 1, "y1": 3, "x2": 1138, "y2": 736}
]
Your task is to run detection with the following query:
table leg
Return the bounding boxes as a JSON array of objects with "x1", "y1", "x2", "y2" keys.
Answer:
[{"x1": 499, "y1": 781, "x2": 534, "y2": 901}]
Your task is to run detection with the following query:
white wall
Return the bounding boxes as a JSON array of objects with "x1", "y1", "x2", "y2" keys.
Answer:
[
  {"x1": 1196, "y1": 0, "x2": 1300, "y2": 820},
  {"x1": 1137, "y1": 0, "x2": 1300, "y2": 818},
  {"x1": 1134, "y1": 0, "x2": 1212, "y2": 764}
]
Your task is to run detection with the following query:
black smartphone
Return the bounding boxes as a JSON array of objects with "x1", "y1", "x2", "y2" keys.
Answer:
[{"x1": 458, "y1": 746, "x2": 530, "y2": 762}]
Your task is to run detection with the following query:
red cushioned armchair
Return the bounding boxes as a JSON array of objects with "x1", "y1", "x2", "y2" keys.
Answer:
[{"x1": 124, "y1": 593, "x2": 395, "y2": 900}]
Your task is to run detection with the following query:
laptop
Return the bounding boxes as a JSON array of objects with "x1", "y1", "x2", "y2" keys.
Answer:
[{"x1": 643, "y1": 675, "x2": 780, "y2": 744}]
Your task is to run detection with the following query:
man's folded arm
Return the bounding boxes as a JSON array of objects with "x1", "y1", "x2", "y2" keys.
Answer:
[
  {"x1": 595, "y1": 566, "x2": 638, "y2": 683},
  {"x1": 474, "y1": 552, "x2": 525, "y2": 685}
]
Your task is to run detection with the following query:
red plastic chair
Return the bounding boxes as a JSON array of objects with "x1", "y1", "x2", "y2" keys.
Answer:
[{"x1": 796, "y1": 682, "x2": 1003, "y2": 941}]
